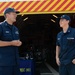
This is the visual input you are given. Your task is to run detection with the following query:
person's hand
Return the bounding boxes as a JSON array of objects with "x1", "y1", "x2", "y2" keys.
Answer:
[
  {"x1": 72, "y1": 59, "x2": 75, "y2": 64},
  {"x1": 11, "y1": 40, "x2": 22, "y2": 46},
  {"x1": 56, "y1": 57, "x2": 60, "y2": 66}
]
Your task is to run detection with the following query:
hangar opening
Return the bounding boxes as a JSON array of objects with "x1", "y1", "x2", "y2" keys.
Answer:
[{"x1": 0, "y1": 14, "x2": 75, "y2": 75}]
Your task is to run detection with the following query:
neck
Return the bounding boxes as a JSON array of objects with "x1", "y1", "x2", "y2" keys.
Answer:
[
  {"x1": 63, "y1": 25, "x2": 69, "y2": 33},
  {"x1": 5, "y1": 19, "x2": 13, "y2": 25}
]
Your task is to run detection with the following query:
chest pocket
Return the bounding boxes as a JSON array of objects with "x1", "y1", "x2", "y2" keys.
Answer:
[
  {"x1": 2, "y1": 31, "x2": 12, "y2": 41},
  {"x1": 67, "y1": 37, "x2": 75, "y2": 45},
  {"x1": 14, "y1": 31, "x2": 19, "y2": 40}
]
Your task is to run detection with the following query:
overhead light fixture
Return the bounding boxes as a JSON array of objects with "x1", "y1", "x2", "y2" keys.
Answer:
[
  {"x1": 21, "y1": 14, "x2": 24, "y2": 16},
  {"x1": 23, "y1": 17, "x2": 28, "y2": 21},
  {"x1": 53, "y1": 15, "x2": 58, "y2": 18},
  {"x1": 51, "y1": 19, "x2": 55, "y2": 23}
]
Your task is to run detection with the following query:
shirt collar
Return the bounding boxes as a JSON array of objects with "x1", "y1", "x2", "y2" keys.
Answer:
[
  {"x1": 62, "y1": 26, "x2": 71, "y2": 34},
  {"x1": 4, "y1": 20, "x2": 13, "y2": 28}
]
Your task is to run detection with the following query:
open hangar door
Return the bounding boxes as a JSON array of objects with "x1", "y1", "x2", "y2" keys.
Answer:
[
  {"x1": 16, "y1": 13, "x2": 75, "y2": 62},
  {"x1": 17, "y1": 14, "x2": 75, "y2": 74},
  {"x1": 0, "y1": 13, "x2": 75, "y2": 75}
]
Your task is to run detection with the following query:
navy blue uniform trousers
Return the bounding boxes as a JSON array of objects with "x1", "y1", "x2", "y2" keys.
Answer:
[
  {"x1": 59, "y1": 62, "x2": 75, "y2": 75},
  {"x1": 0, "y1": 66, "x2": 20, "y2": 75}
]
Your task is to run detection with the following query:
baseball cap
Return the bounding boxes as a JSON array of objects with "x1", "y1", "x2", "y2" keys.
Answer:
[
  {"x1": 4, "y1": 8, "x2": 20, "y2": 15},
  {"x1": 60, "y1": 15, "x2": 71, "y2": 21}
]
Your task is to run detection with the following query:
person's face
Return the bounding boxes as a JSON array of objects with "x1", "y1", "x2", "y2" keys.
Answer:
[
  {"x1": 59, "y1": 19, "x2": 69, "y2": 28},
  {"x1": 6, "y1": 12, "x2": 17, "y2": 22}
]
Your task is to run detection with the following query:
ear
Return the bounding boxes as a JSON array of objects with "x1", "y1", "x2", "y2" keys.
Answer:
[
  {"x1": 67, "y1": 20, "x2": 69, "y2": 24},
  {"x1": 6, "y1": 13, "x2": 10, "y2": 18}
]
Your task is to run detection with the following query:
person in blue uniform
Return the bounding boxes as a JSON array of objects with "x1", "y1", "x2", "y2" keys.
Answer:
[
  {"x1": 0, "y1": 8, "x2": 22, "y2": 75},
  {"x1": 56, "y1": 15, "x2": 75, "y2": 75}
]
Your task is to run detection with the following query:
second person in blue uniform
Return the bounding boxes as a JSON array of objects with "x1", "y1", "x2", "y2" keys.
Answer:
[{"x1": 56, "y1": 15, "x2": 75, "y2": 75}]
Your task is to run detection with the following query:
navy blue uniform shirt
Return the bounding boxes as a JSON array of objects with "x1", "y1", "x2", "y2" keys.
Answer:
[
  {"x1": 0, "y1": 21, "x2": 19, "y2": 66},
  {"x1": 56, "y1": 26, "x2": 75, "y2": 65}
]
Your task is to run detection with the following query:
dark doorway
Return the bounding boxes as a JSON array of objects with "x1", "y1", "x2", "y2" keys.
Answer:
[{"x1": 0, "y1": 13, "x2": 75, "y2": 75}]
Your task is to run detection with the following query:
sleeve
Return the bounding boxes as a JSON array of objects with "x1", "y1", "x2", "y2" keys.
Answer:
[
  {"x1": 56, "y1": 34, "x2": 60, "y2": 46},
  {"x1": 0, "y1": 25, "x2": 2, "y2": 38},
  {"x1": 15, "y1": 26, "x2": 20, "y2": 40},
  {"x1": 17, "y1": 28, "x2": 20, "y2": 40}
]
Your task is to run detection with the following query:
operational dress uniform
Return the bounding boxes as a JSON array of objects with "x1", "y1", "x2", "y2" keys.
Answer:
[
  {"x1": 56, "y1": 26, "x2": 75, "y2": 75},
  {"x1": 0, "y1": 21, "x2": 20, "y2": 75}
]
